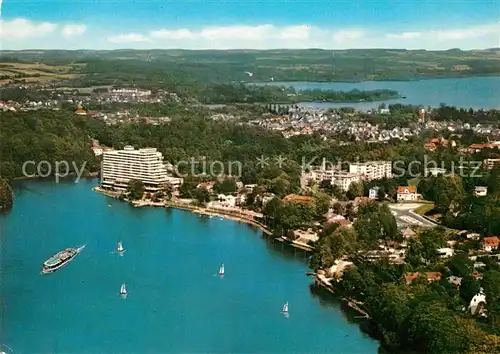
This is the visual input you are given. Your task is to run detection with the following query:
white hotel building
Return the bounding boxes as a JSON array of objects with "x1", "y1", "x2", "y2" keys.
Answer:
[
  {"x1": 301, "y1": 168, "x2": 361, "y2": 192},
  {"x1": 349, "y1": 161, "x2": 392, "y2": 181},
  {"x1": 101, "y1": 146, "x2": 182, "y2": 191}
]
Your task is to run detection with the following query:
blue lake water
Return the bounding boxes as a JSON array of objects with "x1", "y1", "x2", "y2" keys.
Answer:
[
  {"x1": 256, "y1": 76, "x2": 500, "y2": 110},
  {"x1": 1, "y1": 179, "x2": 378, "y2": 353}
]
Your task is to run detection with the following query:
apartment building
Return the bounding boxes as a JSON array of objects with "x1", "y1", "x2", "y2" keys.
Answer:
[
  {"x1": 110, "y1": 88, "x2": 152, "y2": 97},
  {"x1": 101, "y1": 146, "x2": 176, "y2": 191},
  {"x1": 301, "y1": 167, "x2": 360, "y2": 191},
  {"x1": 484, "y1": 158, "x2": 500, "y2": 170},
  {"x1": 349, "y1": 161, "x2": 392, "y2": 181}
]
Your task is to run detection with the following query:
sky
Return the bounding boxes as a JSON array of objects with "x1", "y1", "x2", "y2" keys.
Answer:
[{"x1": 0, "y1": 0, "x2": 499, "y2": 50}]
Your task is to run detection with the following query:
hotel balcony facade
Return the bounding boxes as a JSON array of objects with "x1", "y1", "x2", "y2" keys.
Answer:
[
  {"x1": 349, "y1": 161, "x2": 393, "y2": 181},
  {"x1": 101, "y1": 146, "x2": 181, "y2": 192}
]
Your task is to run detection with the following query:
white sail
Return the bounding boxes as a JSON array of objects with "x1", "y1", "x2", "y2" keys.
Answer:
[
  {"x1": 282, "y1": 302, "x2": 289, "y2": 313},
  {"x1": 117, "y1": 241, "x2": 124, "y2": 252},
  {"x1": 219, "y1": 264, "x2": 225, "y2": 275},
  {"x1": 120, "y1": 283, "x2": 127, "y2": 294}
]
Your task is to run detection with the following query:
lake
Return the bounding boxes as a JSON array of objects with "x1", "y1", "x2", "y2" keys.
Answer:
[
  {"x1": 0, "y1": 179, "x2": 378, "y2": 353},
  {"x1": 256, "y1": 76, "x2": 500, "y2": 110}
]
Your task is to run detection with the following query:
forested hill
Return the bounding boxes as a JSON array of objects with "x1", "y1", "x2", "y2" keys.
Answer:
[
  {"x1": 0, "y1": 110, "x2": 98, "y2": 181},
  {"x1": 1, "y1": 48, "x2": 499, "y2": 83}
]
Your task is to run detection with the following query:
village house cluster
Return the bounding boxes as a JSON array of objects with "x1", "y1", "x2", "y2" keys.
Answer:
[{"x1": 246, "y1": 106, "x2": 500, "y2": 142}]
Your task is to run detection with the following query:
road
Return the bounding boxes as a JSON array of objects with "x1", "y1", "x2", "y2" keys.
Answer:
[{"x1": 388, "y1": 203, "x2": 437, "y2": 228}]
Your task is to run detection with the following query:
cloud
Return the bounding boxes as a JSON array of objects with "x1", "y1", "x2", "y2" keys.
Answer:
[
  {"x1": 107, "y1": 33, "x2": 151, "y2": 43},
  {"x1": 1, "y1": 19, "x2": 499, "y2": 50},
  {"x1": 332, "y1": 29, "x2": 365, "y2": 43},
  {"x1": 149, "y1": 24, "x2": 311, "y2": 42},
  {"x1": 150, "y1": 29, "x2": 196, "y2": 40},
  {"x1": 386, "y1": 32, "x2": 421, "y2": 40},
  {"x1": 62, "y1": 24, "x2": 87, "y2": 38},
  {"x1": 433, "y1": 23, "x2": 500, "y2": 40},
  {"x1": 0, "y1": 18, "x2": 57, "y2": 38}
]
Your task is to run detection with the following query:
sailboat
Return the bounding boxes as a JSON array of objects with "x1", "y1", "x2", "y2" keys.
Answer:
[
  {"x1": 117, "y1": 241, "x2": 125, "y2": 253},
  {"x1": 218, "y1": 263, "x2": 225, "y2": 276},
  {"x1": 120, "y1": 283, "x2": 127, "y2": 296},
  {"x1": 281, "y1": 302, "x2": 289, "y2": 315}
]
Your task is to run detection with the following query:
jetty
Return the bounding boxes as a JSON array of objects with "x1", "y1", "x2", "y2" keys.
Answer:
[
  {"x1": 343, "y1": 298, "x2": 370, "y2": 319},
  {"x1": 275, "y1": 235, "x2": 315, "y2": 252}
]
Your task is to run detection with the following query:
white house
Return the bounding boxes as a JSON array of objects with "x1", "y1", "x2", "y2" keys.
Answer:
[
  {"x1": 397, "y1": 186, "x2": 418, "y2": 201},
  {"x1": 369, "y1": 186, "x2": 382, "y2": 200},
  {"x1": 469, "y1": 289, "x2": 486, "y2": 316},
  {"x1": 425, "y1": 167, "x2": 447, "y2": 177},
  {"x1": 217, "y1": 194, "x2": 237, "y2": 208},
  {"x1": 482, "y1": 236, "x2": 499, "y2": 252},
  {"x1": 473, "y1": 186, "x2": 488, "y2": 197},
  {"x1": 437, "y1": 248, "x2": 455, "y2": 258}
]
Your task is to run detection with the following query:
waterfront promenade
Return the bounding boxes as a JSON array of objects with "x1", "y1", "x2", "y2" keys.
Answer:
[{"x1": 92, "y1": 186, "x2": 272, "y2": 236}]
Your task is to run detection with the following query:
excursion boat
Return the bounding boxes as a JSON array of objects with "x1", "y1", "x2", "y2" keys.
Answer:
[
  {"x1": 41, "y1": 246, "x2": 84, "y2": 274},
  {"x1": 218, "y1": 263, "x2": 225, "y2": 276},
  {"x1": 117, "y1": 241, "x2": 125, "y2": 253}
]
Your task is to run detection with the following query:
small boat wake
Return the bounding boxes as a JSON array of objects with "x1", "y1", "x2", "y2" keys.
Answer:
[{"x1": 1, "y1": 344, "x2": 14, "y2": 353}]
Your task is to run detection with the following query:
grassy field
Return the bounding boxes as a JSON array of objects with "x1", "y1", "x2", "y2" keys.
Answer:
[
  {"x1": 413, "y1": 203, "x2": 436, "y2": 216},
  {"x1": 0, "y1": 62, "x2": 83, "y2": 85}
]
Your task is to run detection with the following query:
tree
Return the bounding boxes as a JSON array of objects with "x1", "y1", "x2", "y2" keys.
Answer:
[
  {"x1": 407, "y1": 301, "x2": 471, "y2": 353},
  {"x1": 482, "y1": 270, "x2": 500, "y2": 329},
  {"x1": 157, "y1": 182, "x2": 173, "y2": 200},
  {"x1": 179, "y1": 178, "x2": 199, "y2": 198},
  {"x1": 354, "y1": 204, "x2": 399, "y2": 247},
  {"x1": 487, "y1": 166, "x2": 500, "y2": 196},
  {"x1": 314, "y1": 192, "x2": 331, "y2": 219},
  {"x1": 405, "y1": 238, "x2": 426, "y2": 268},
  {"x1": 345, "y1": 202, "x2": 356, "y2": 220},
  {"x1": 194, "y1": 186, "x2": 210, "y2": 206},
  {"x1": 319, "y1": 179, "x2": 332, "y2": 190},
  {"x1": 347, "y1": 181, "x2": 364, "y2": 200},
  {"x1": 366, "y1": 283, "x2": 411, "y2": 347},
  {"x1": 405, "y1": 228, "x2": 445, "y2": 266},
  {"x1": 0, "y1": 178, "x2": 13, "y2": 211},
  {"x1": 460, "y1": 274, "x2": 481, "y2": 304},
  {"x1": 447, "y1": 253, "x2": 474, "y2": 278},
  {"x1": 213, "y1": 177, "x2": 237, "y2": 194},
  {"x1": 310, "y1": 226, "x2": 357, "y2": 270},
  {"x1": 377, "y1": 187, "x2": 386, "y2": 201},
  {"x1": 433, "y1": 175, "x2": 466, "y2": 214},
  {"x1": 127, "y1": 179, "x2": 145, "y2": 200},
  {"x1": 331, "y1": 202, "x2": 344, "y2": 215}
]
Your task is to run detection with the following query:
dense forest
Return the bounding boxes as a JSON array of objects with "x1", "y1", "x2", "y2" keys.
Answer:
[
  {"x1": 185, "y1": 84, "x2": 399, "y2": 104},
  {"x1": 0, "y1": 110, "x2": 99, "y2": 181}
]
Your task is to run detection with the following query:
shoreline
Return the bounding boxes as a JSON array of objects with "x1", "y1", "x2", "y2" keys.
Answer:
[
  {"x1": 92, "y1": 187, "x2": 272, "y2": 236},
  {"x1": 12, "y1": 172, "x2": 99, "y2": 182},
  {"x1": 250, "y1": 73, "x2": 500, "y2": 84}
]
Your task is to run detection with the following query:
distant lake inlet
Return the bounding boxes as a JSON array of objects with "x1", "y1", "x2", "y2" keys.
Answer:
[{"x1": 254, "y1": 76, "x2": 500, "y2": 110}]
